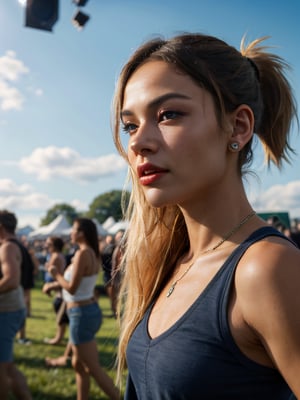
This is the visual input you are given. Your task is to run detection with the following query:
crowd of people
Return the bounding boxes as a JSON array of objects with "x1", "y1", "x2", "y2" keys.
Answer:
[
  {"x1": 0, "y1": 209, "x2": 124, "y2": 400},
  {"x1": 1, "y1": 212, "x2": 299, "y2": 399}
]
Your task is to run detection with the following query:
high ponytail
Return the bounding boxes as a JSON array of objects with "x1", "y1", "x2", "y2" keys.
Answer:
[{"x1": 241, "y1": 36, "x2": 298, "y2": 167}]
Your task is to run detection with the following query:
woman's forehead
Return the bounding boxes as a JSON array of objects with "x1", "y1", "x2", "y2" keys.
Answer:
[{"x1": 123, "y1": 61, "x2": 202, "y2": 109}]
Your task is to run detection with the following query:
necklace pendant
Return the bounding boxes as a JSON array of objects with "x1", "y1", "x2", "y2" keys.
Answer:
[
  {"x1": 165, "y1": 211, "x2": 256, "y2": 299},
  {"x1": 166, "y1": 283, "x2": 176, "y2": 298}
]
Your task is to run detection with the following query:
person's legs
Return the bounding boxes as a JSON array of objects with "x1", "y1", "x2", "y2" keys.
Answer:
[
  {"x1": 105, "y1": 283, "x2": 114, "y2": 313},
  {"x1": 0, "y1": 309, "x2": 31, "y2": 398},
  {"x1": 45, "y1": 298, "x2": 68, "y2": 345},
  {"x1": 45, "y1": 341, "x2": 72, "y2": 367},
  {"x1": 75, "y1": 340, "x2": 120, "y2": 400},
  {"x1": 0, "y1": 363, "x2": 10, "y2": 400},
  {"x1": 56, "y1": 322, "x2": 67, "y2": 341},
  {"x1": 17, "y1": 320, "x2": 31, "y2": 344},
  {"x1": 18, "y1": 289, "x2": 31, "y2": 343},
  {"x1": 71, "y1": 348, "x2": 90, "y2": 400},
  {"x1": 68, "y1": 303, "x2": 120, "y2": 399},
  {"x1": 23, "y1": 288, "x2": 31, "y2": 317},
  {"x1": 7, "y1": 363, "x2": 32, "y2": 400},
  {"x1": 44, "y1": 323, "x2": 66, "y2": 345}
]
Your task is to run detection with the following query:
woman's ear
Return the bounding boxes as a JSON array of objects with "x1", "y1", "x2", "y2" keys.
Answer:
[{"x1": 228, "y1": 104, "x2": 254, "y2": 151}]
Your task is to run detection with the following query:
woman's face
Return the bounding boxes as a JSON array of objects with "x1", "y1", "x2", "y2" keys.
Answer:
[
  {"x1": 121, "y1": 61, "x2": 231, "y2": 209},
  {"x1": 45, "y1": 239, "x2": 54, "y2": 252},
  {"x1": 71, "y1": 222, "x2": 81, "y2": 244}
]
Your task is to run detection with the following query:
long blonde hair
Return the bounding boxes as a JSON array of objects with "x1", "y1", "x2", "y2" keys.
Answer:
[{"x1": 112, "y1": 33, "x2": 298, "y2": 381}]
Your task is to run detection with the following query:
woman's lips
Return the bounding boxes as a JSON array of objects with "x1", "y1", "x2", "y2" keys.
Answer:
[{"x1": 137, "y1": 163, "x2": 168, "y2": 185}]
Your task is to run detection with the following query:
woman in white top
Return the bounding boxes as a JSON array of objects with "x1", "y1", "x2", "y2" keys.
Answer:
[{"x1": 48, "y1": 218, "x2": 120, "y2": 400}]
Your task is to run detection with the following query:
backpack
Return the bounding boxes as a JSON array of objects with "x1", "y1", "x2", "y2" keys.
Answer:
[{"x1": 8, "y1": 238, "x2": 35, "y2": 290}]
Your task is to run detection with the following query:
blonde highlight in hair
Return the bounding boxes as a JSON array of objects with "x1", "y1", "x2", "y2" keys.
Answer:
[{"x1": 116, "y1": 171, "x2": 188, "y2": 380}]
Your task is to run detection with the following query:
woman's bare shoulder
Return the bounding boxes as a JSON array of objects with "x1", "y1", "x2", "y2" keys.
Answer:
[{"x1": 235, "y1": 236, "x2": 300, "y2": 322}]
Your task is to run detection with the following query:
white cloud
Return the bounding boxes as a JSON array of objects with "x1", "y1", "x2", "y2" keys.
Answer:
[
  {"x1": 0, "y1": 179, "x2": 87, "y2": 228},
  {"x1": 251, "y1": 180, "x2": 300, "y2": 218},
  {"x1": 17, "y1": 214, "x2": 41, "y2": 230},
  {"x1": 19, "y1": 146, "x2": 127, "y2": 182},
  {"x1": 0, "y1": 50, "x2": 29, "y2": 111},
  {"x1": 0, "y1": 178, "x2": 32, "y2": 195},
  {"x1": 0, "y1": 80, "x2": 25, "y2": 110},
  {"x1": 0, "y1": 179, "x2": 58, "y2": 211},
  {"x1": 0, "y1": 51, "x2": 29, "y2": 81},
  {"x1": 70, "y1": 198, "x2": 88, "y2": 212}
]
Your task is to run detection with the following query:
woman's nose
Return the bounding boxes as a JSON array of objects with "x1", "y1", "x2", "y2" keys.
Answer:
[{"x1": 129, "y1": 124, "x2": 159, "y2": 155}]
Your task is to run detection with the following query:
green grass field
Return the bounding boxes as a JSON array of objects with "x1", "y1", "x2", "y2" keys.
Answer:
[{"x1": 14, "y1": 279, "x2": 122, "y2": 399}]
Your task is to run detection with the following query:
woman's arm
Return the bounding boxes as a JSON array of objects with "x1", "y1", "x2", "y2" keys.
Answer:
[
  {"x1": 237, "y1": 238, "x2": 300, "y2": 397},
  {"x1": 52, "y1": 252, "x2": 66, "y2": 275},
  {"x1": 49, "y1": 249, "x2": 87, "y2": 295},
  {"x1": 42, "y1": 280, "x2": 61, "y2": 296}
]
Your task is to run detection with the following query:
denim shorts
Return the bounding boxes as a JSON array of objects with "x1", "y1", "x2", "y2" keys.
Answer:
[
  {"x1": 67, "y1": 302, "x2": 102, "y2": 345},
  {"x1": 0, "y1": 308, "x2": 26, "y2": 362}
]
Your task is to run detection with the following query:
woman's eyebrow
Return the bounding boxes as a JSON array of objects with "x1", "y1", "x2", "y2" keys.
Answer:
[{"x1": 121, "y1": 92, "x2": 191, "y2": 118}]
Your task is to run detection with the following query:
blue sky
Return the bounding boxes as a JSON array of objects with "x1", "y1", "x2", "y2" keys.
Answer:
[{"x1": 0, "y1": 0, "x2": 299, "y2": 228}]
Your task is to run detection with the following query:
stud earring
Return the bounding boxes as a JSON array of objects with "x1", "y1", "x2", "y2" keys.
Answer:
[{"x1": 229, "y1": 142, "x2": 239, "y2": 151}]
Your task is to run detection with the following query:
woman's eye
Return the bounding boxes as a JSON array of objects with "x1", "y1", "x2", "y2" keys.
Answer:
[
  {"x1": 159, "y1": 110, "x2": 182, "y2": 122},
  {"x1": 122, "y1": 122, "x2": 138, "y2": 134}
]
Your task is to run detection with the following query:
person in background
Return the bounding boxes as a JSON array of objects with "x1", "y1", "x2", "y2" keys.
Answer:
[
  {"x1": 48, "y1": 218, "x2": 120, "y2": 400},
  {"x1": 0, "y1": 210, "x2": 32, "y2": 400},
  {"x1": 44, "y1": 284, "x2": 103, "y2": 368},
  {"x1": 17, "y1": 236, "x2": 39, "y2": 345},
  {"x1": 42, "y1": 236, "x2": 68, "y2": 345},
  {"x1": 110, "y1": 229, "x2": 125, "y2": 318},
  {"x1": 112, "y1": 33, "x2": 300, "y2": 398},
  {"x1": 45, "y1": 341, "x2": 73, "y2": 368},
  {"x1": 99, "y1": 234, "x2": 116, "y2": 316},
  {"x1": 19, "y1": 236, "x2": 39, "y2": 318}
]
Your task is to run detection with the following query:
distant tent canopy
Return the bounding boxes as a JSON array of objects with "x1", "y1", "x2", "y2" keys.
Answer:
[
  {"x1": 107, "y1": 220, "x2": 128, "y2": 235},
  {"x1": 258, "y1": 212, "x2": 291, "y2": 229},
  {"x1": 17, "y1": 225, "x2": 34, "y2": 238},
  {"x1": 28, "y1": 214, "x2": 71, "y2": 240},
  {"x1": 27, "y1": 214, "x2": 128, "y2": 240},
  {"x1": 102, "y1": 216, "x2": 128, "y2": 235}
]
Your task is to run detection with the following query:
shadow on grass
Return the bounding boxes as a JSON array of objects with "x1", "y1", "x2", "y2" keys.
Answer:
[
  {"x1": 15, "y1": 355, "x2": 57, "y2": 369},
  {"x1": 16, "y1": 336, "x2": 118, "y2": 371},
  {"x1": 96, "y1": 335, "x2": 118, "y2": 368},
  {"x1": 30, "y1": 392, "x2": 113, "y2": 400},
  {"x1": 29, "y1": 392, "x2": 75, "y2": 400},
  {"x1": 27, "y1": 314, "x2": 47, "y2": 320}
]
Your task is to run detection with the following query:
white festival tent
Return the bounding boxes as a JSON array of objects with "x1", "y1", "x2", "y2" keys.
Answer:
[
  {"x1": 28, "y1": 214, "x2": 71, "y2": 240},
  {"x1": 102, "y1": 216, "x2": 129, "y2": 235},
  {"x1": 107, "y1": 220, "x2": 129, "y2": 235},
  {"x1": 28, "y1": 215, "x2": 127, "y2": 240},
  {"x1": 102, "y1": 216, "x2": 116, "y2": 231},
  {"x1": 92, "y1": 219, "x2": 109, "y2": 236}
]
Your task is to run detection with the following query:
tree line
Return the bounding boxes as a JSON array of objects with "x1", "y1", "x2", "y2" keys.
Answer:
[{"x1": 40, "y1": 190, "x2": 130, "y2": 226}]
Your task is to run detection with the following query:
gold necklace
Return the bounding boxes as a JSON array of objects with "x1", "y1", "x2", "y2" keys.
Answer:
[{"x1": 166, "y1": 210, "x2": 256, "y2": 298}]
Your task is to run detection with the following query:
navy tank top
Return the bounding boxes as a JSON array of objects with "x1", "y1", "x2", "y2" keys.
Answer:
[{"x1": 125, "y1": 227, "x2": 295, "y2": 399}]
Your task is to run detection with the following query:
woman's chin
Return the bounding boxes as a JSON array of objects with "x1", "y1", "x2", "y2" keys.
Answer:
[{"x1": 144, "y1": 188, "x2": 175, "y2": 208}]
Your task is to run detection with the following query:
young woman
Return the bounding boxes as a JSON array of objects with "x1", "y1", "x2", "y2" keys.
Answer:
[
  {"x1": 48, "y1": 218, "x2": 120, "y2": 400},
  {"x1": 112, "y1": 33, "x2": 300, "y2": 399},
  {"x1": 42, "y1": 236, "x2": 68, "y2": 345}
]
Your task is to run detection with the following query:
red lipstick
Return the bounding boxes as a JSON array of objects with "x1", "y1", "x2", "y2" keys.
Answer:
[{"x1": 137, "y1": 163, "x2": 168, "y2": 186}]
